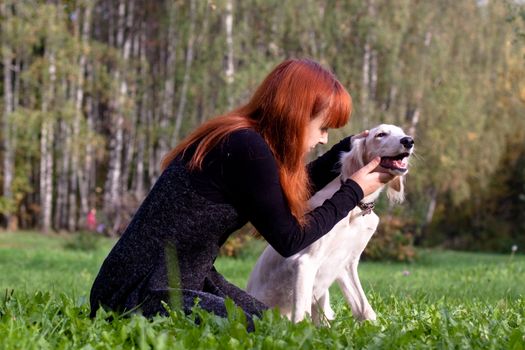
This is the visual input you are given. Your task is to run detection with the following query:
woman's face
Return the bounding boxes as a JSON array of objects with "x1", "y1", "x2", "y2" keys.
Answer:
[{"x1": 305, "y1": 115, "x2": 329, "y2": 154}]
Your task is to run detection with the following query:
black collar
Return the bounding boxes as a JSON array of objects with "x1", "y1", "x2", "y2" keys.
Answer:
[{"x1": 357, "y1": 202, "x2": 375, "y2": 216}]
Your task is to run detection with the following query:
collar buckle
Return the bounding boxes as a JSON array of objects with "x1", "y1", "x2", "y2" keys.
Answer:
[{"x1": 357, "y1": 201, "x2": 375, "y2": 216}]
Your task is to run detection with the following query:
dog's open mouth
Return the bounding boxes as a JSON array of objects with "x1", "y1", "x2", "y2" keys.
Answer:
[{"x1": 380, "y1": 153, "x2": 410, "y2": 172}]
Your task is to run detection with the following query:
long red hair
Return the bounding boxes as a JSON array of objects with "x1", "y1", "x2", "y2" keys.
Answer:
[{"x1": 161, "y1": 58, "x2": 352, "y2": 225}]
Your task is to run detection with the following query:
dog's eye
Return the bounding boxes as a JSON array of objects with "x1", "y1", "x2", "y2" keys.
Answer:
[{"x1": 376, "y1": 132, "x2": 387, "y2": 138}]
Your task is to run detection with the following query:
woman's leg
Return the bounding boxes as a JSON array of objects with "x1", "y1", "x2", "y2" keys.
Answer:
[{"x1": 140, "y1": 287, "x2": 264, "y2": 331}]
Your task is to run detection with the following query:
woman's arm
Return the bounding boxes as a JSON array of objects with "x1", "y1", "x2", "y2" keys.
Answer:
[
  {"x1": 307, "y1": 135, "x2": 352, "y2": 193},
  {"x1": 221, "y1": 130, "x2": 363, "y2": 257}
]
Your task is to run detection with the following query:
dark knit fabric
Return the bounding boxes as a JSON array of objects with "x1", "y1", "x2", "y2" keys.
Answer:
[
  {"x1": 89, "y1": 129, "x2": 363, "y2": 330},
  {"x1": 89, "y1": 161, "x2": 266, "y2": 324}
]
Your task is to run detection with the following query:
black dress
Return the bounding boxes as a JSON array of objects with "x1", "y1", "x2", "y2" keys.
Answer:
[{"x1": 89, "y1": 129, "x2": 363, "y2": 329}]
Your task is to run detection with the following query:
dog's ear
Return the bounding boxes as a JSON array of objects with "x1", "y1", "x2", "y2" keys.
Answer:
[
  {"x1": 387, "y1": 176, "x2": 405, "y2": 204},
  {"x1": 341, "y1": 137, "x2": 366, "y2": 175}
]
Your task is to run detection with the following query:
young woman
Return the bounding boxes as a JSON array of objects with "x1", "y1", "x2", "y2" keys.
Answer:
[{"x1": 89, "y1": 58, "x2": 393, "y2": 329}]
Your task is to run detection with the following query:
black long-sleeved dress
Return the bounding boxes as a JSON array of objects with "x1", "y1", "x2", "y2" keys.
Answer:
[{"x1": 89, "y1": 129, "x2": 363, "y2": 329}]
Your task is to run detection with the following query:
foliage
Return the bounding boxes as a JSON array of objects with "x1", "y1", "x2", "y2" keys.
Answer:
[
  {"x1": 0, "y1": 0, "x2": 524, "y2": 252},
  {"x1": 364, "y1": 228, "x2": 416, "y2": 263}
]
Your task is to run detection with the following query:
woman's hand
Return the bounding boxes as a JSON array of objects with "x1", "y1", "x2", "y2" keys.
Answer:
[{"x1": 350, "y1": 157, "x2": 396, "y2": 197}]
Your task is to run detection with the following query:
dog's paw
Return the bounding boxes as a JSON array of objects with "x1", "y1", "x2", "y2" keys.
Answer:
[
  {"x1": 361, "y1": 308, "x2": 377, "y2": 321},
  {"x1": 354, "y1": 307, "x2": 377, "y2": 321},
  {"x1": 325, "y1": 309, "x2": 335, "y2": 321}
]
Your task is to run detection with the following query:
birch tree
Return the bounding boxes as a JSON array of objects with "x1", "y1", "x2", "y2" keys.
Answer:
[
  {"x1": 1, "y1": 1, "x2": 15, "y2": 228},
  {"x1": 224, "y1": 0, "x2": 235, "y2": 109},
  {"x1": 155, "y1": 0, "x2": 177, "y2": 175},
  {"x1": 39, "y1": 51, "x2": 56, "y2": 233},
  {"x1": 62, "y1": 0, "x2": 94, "y2": 230},
  {"x1": 104, "y1": 0, "x2": 134, "y2": 234},
  {"x1": 172, "y1": 0, "x2": 196, "y2": 145}
]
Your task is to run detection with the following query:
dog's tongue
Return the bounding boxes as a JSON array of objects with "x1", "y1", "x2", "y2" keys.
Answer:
[{"x1": 381, "y1": 157, "x2": 407, "y2": 169}]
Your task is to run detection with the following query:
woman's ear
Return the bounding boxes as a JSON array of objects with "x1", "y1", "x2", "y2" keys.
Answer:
[{"x1": 387, "y1": 176, "x2": 405, "y2": 204}]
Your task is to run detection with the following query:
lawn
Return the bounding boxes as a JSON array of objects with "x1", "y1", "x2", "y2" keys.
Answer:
[{"x1": 0, "y1": 231, "x2": 524, "y2": 349}]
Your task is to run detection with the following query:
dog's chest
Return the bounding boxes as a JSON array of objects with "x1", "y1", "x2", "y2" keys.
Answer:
[{"x1": 309, "y1": 211, "x2": 379, "y2": 294}]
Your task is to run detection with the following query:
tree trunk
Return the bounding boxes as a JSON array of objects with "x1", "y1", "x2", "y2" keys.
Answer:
[
  {"x1": 1, "y1": 59, "x2": 14, "y2": 219},
  {"x1": 1, "y1": 2, "x2": 15, "y2": 229},
  {"x1": 224, "y1": 0, "x2": 235, "y2": 108},
  {"x1": 408, "y1": 107, "x2": 420, "y2": 138},
  {"x1": 172, "y1": 0, "x2": 196, "y2": 145},
  {"x1": 425, "y1": 187, "x2": 437, "y2": 225},
  {"x1": 84, "y1": 60, "x2": 96, "y2": 210},
  {"x1": 133, "y1": 23, "x2": 148, "y2": 199},
  {"x1": 71, "y1": 0, "x2": 93, "y2": 230},
  {"x1": 361, "y1": 0, "x2": 376, "y2": 127},
  {"x1": 408, "y1": 31, "x2": 432, "y2": 137},
  {"x1": 53, "y1": 119, "x2": 68, "y2": 230},
  {"x1": 40, "y1": 52, "x2": 56, "y2": 233},
  {"x1": 121, "y1": 17, "x2": 141, "y2": 195},
  {"x1": 155, "y1": 1, "x2": 178, "y2": 172},
  {"x1": 104, "y1": 0, "x2": 133, "y2": 235},
  {"x1": 370, "y1": 48, "x2": 378, "y2": 102}
]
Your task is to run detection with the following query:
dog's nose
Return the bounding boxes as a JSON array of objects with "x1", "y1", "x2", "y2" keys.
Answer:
[{"x1": 400, "y1": 137, "x2": 414, "y2": 149}]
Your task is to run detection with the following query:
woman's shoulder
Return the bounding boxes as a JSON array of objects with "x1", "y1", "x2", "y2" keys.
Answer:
[
  {"x1": 224, "y1": 129, "x2": 273, "y2": 160},
  {"x1": 227, "y1": 128, "x2": 265, "y2": 145}
]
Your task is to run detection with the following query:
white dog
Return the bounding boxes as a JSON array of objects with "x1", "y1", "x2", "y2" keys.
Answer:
[{"x1": 247, "y1": 124, "x2": 414, "y2": 324}]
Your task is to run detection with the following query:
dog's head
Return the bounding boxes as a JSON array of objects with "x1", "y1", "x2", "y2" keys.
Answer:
[{"x1": 340, "y1": 124, "x2": 414, "y2": 203}]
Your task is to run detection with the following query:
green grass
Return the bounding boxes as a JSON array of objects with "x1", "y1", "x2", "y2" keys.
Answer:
[{"x1": 1, "y1": 231, "x2": 524, "y2": 349}]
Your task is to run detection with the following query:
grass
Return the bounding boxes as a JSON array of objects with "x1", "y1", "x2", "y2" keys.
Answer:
[{"x1": 0, "y1": 231, "x2": 524, "y2": 349}]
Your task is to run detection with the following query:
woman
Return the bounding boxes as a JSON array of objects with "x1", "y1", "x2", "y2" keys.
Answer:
[{"x1": 89, "y1": 58, "x2": 393, "y2": 329}]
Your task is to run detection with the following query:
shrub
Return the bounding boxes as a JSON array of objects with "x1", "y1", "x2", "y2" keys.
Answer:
[
  {"x1": 364, "y1": 216, "x2": 417, "y2": 262},
  {"x1": 63, "y1": 231, "x2": 104, "y2": 251}
]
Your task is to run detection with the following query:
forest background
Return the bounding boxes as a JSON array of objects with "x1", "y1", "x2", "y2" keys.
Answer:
[{"x1": 0, "y1": 0, "x2": 524, "y2": 256}]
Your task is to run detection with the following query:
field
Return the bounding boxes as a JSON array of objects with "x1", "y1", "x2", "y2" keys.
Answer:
[{"x1": 0, "y1": 231, "x2": 524, "y2": 349}]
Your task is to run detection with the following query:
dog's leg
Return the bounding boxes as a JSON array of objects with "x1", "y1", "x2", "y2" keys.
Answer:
[
  {"x1": 311, "y1": 289, "x2": 335, "y2": 325},
  {"x1": 292, "y1": 258, "x2": 316, "y2": 323},
  {"x1": 336, "y1": 259, "x2": 376, "y2": 321}
]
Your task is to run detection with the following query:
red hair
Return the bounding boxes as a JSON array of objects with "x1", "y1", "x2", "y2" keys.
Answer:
[{"x1": 161, "y1": 58, "x2": 352, "y2": 225}]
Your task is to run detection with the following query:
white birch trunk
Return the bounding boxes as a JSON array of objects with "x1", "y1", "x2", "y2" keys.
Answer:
[
  {"x1": 104, "y1": 0, "x2": 133, "y2": 235},
  {"x1": 2, "y1": 55, "x2": 14, "y2": 202},
  {"x1": 408, "y1": 108, "x2": 420, "y2": 138},
  {"x1": 147, "y1": 109, "x2": 157, "y2": 185},
  {"x1": 104, "y1": 0, "x2": 130, "y2": 221},
  {"x1": 133, "y1": 24, "x2": 148, "y2": 198},
  {"x1": 361, "y1": 39, "x2": 370, "y2": 126},
  {"x1": 192, "y1": 2, "x2": 210, "y2": 127},
  {"x1": 155, "y1": 1, "x2": 178, "y2": 171},
  {"x1": 409, "y1": 31, "x2": 432, "y2": 138},
  {"x1": 72, "y1": 1, "x2": 93, "y2": 229},
  {"x1": 425, "y1": 187, "x2": 437, "y2": 225},
  {"x1": 1, "y1": 3, "x2": 15, "y2": 229},
  {"x1": 172, "y1": 0, "x2": 196, "y2": 144},
  {"x1": 40, "y1": 52, "x2": 56, "y2": 233},
  {"x1": 370, "y1": 49, "x2": 378, "y2": 101},
  {"x1": 121, "y1": 18, "x2": 141, "y2": 193},
  {"x1": 361, "y1": 0, "x2": 375, "y2": 127},
  {"x1": 224, "y1": 0, "x2": 235, "y2": 108}
]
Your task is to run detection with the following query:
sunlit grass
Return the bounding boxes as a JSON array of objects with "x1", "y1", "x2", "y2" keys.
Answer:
[{"x1": 1, "y1": 231, "x2": 524, "y2": 349}]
